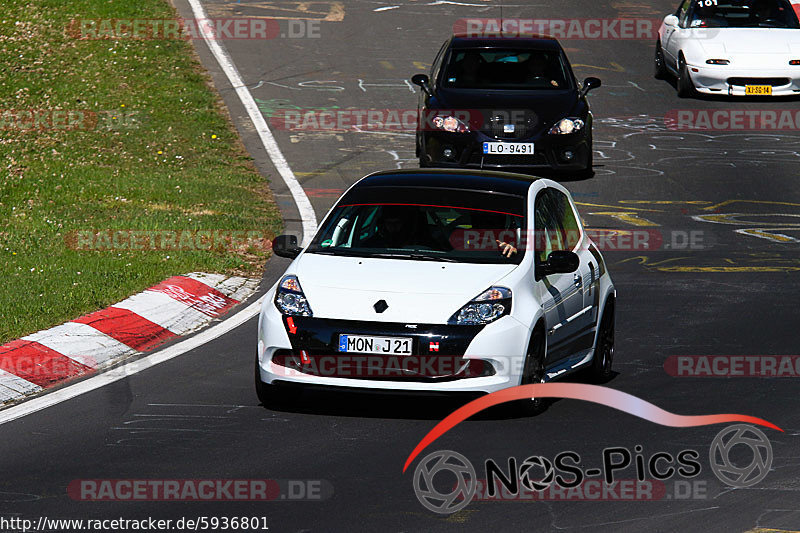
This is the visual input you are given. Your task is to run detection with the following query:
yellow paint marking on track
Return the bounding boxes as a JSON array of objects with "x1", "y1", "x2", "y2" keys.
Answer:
[
  {"x1": 576, "y1": 202, "x2": 663, "y2": 212},
  {"x1": 658, "y1": 266, "x2": 800, "y2": 272},
  {"x1": 380, "y1": 61, "x2": 395, "y2": 70},
  {"x1": 616, "y1": 256, "x2": 690, "y2": 267},
  {"x1": 444, "y1": 510, "x2": 478, "y2": 523},
  {"x1": 618, "y1": 200, "x2": 712, "y2": 206},
  {"x1": 695, "y1": 213, "x2": 741, "y2": 224},
  {"x1": 588, "y1": 212, "x2": 660, "y2": 227},
  {"x1": 572, "y1": 61, "x2": 626, "y2": 72},
  {"x1": 413, "y1": 61, "x2": 431, "y2": 71},
  {"x1": 703, "y1": 199, "x2": 800, "y2": 211},
  {"x1": 739, "y1": 229, "x2": 798, "y2": 243}
]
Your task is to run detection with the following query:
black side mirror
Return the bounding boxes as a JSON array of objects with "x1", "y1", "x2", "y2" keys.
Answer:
[
  {"x1": 272, "y1": 234, "x2": 302, "y2": 259},
  {"x1": 538, "y1": 250, "x2": 580, "y2": 278},
  {"x1": 581, "y1": 77, "x2": 602, "y2": 97},
  {"x1": 411, "y1": 73, "x2": 433, "y2": 97}
]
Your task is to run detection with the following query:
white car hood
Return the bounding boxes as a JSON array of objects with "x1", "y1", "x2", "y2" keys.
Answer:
[
  {"x1": 695, "y1": 28, "x2": 800, "y2": 56},
  {"x1": 293, "y1": 253, "x2": 518, "y2": 323}
]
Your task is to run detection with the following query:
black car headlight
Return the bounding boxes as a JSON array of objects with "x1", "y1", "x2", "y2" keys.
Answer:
[
  {"x1": 432, "y1": 115, "x2": 470, "y2": 133},
  {"x1": 548, "y1": 118, "x2": 585, "y2": 135},
  {"x1": 274, "y1": 275, "x2": 313, "y2": 317},
  {"x1": 449, "y1": 287, "x2": 512, "y2": 325}
]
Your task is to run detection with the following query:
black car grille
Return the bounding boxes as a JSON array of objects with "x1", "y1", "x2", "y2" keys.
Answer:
[
  {"x1": 727, "y1": 77, "x2": 790, "y2": 87},
  {"x1": 482, "y1": 110, "x2": 540, "y2": 140},
  {"x1": 272, "y1": 350, "x2": 496, "y2": 382},
  {"x1": 273, "y1": 317, "x2": 492, "y2": 382}
]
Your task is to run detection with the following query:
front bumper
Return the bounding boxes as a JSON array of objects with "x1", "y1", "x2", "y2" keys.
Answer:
[
  {"x1": 257, "y1": 304, "x2": 530, "y2": 393},
  {"x1": 420, "y1": 129, "x2": 591, "y2": 172},
  {"x1": 688, "y1": 64, "x2": 800, "y2": 96}
]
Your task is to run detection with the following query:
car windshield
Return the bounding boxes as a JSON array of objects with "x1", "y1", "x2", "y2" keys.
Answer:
[
  {"x1": 306, "y1": 202, "x2": 526, "y2": 264},
  {"x1": 688, "y1": 0, "x2": 800, "y2": 28},
  {"x1": 441, "y1": 49, "x2": 570, "y2": 90}
]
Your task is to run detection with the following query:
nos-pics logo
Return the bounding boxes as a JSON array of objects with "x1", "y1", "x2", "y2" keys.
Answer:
[{"x1": 412, "y1": 424, "x2": 773, "y2": 515}]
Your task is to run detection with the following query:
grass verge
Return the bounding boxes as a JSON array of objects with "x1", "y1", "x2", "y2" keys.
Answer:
[{"x1": 0, "y1": 0, "x2": 283, "y2": 343}]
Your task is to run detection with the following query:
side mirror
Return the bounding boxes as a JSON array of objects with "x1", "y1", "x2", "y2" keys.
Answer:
[
  {"x1": 272, "y1": 234, "x2": 302, "y2": 259},
  {"x1": 664, "y1": 14, "x2": 679, "y2": 28},
  {"x1": 581, "y1": 77, "x2": 602, "y2": 97},
  {"x1": 538, "y1": 250, "x2": 580, "y2": 278},
  {"x1": 411, "y1": 73, "x2": 433, "y2": 97}
]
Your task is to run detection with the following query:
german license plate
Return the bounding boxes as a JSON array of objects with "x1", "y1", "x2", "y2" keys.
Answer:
[
  {"x1": 745, "y1": 85, "x2": 772, "y2": 95},
  {"x1": 338, "y1": 334, "x2": 412, "y2": 355},
  {"x1": 483, "y1": 142, "x2": 534, "y2": 155}
]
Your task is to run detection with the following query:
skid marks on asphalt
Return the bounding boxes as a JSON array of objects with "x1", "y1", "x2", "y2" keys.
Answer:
[{"x1": 107, "y1": 403, "x2": 289, "y2": 448}]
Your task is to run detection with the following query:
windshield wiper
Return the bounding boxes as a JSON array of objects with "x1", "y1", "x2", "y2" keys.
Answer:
[{"x1": 368, "y1": 252, "x2": 460, "y2": 263}]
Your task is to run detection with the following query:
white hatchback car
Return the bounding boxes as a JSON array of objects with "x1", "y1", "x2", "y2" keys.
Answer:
[
  {"x1": 655, "y1": 0, "x2": 800, "y2": 97},
  {"x1": 256, "y1": 170, "x2": 615, "y2": 411}
]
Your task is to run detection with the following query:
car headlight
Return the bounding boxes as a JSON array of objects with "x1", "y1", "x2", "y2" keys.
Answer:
[
  {"x1": 548, "y1": 118, "x2": 585, "y2": 135},
  {"x1": 449, "y1": 287, "x2": 512, "y2": 325},
  {"x1": 706, "y1": 59, "x2": 730, "y2": 65},
  {"x1": 432, "y1": 115, "x2": 470, "y2": 133},
  {"x1": 274, "y1": 275, "x2": 313, "y2": 316}
]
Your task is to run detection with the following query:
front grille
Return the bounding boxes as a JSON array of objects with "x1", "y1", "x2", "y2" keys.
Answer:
[
  {"x1": 271, "y1": 352, "x2": 496, "y2": 382},
  {"x1": 482, "y1": 110, "x2": 539, "y2": 140},
  {"x1": 727, "y1": 77, "x2": 790, "y2": 87}
]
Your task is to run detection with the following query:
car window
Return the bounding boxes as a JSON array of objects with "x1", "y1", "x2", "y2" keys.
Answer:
[
  {"x1": 308, "y1": 202, "x2": 526, "y2": 264},
  {"x1": 548, "y1": 189, "x2": 582, "y2": 251},
  {"x1": 687, "y1": 0, "x2": 800, "y2": 29},
  {"x1": 441, "y1": 49, "x2": 569, "y2": 90},
  {"x1": 534, "y1": 189, "x2": 582, "y2": 263},
  {"x1": 430, "y1": 40, "x2": 450, "y2": 84},
  {"x1": 677, "y1": 0, "x2": 694, "y2": 26},
  {"x1": 534, "y1": 190, "x2": 562, "y2": 262}
]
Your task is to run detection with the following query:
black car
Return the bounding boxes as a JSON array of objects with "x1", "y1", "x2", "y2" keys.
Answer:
[{"x1": 411, "y1": 35, "x2": 601, "y2": 177}]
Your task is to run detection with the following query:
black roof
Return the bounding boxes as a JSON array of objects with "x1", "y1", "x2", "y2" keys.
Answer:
[
  {"x1": 449, "y1": 35, "x2": 562, "y2": 51},
  {"x1": 355, "y1": 169, "x2": 541, "y2": 197}
]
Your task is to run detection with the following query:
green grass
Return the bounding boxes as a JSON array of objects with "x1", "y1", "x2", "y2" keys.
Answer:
[{"x1": 0, "y1": 0, "x2": 283, "y2": 343}]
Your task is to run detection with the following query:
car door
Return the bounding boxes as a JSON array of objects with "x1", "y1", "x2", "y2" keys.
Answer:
[
  {"x1": 664, "y1": 0, "x2": 692, "y2": 68},
  {"x1": 534, "y1": 188, "x2": 584, "y2": 365},
  {"x1": 549, "y1": 188, "x2": 598, "y2": 355}
]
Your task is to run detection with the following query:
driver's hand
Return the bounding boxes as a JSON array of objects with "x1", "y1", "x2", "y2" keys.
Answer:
[{"x1": 496, "y1": 240, "x2": 518, "y2": 258}]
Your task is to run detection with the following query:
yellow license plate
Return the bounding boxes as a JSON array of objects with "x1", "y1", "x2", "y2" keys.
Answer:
[{"x1": 745, "y1": 85, "x2": 772, "y2": 95}]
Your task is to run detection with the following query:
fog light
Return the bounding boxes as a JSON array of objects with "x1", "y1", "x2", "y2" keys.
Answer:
[
  {"x1": 442, "y1": 147, "x2": 456, "y2": 160},
  {"x1": 561, "y1": 150, "x2": 575, "y2": 161}
]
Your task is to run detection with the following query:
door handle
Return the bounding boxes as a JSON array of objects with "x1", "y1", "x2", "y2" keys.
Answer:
[{"x1": 573, "y1": 273, "x2": 582, "y2": 288}]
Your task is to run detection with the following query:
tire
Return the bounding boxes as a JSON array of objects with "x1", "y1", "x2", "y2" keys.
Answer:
[
  {"x1": 580, "y1": 131, "x2": 594, "y2": 178},
  {"x1": 590, "y1": 301, "x2": 615, "y2": 383},
  {"x1": 654, "y1": 42, "x2": 667, "y2": 80},
  {"x1": 516, "y1": 329, "x2": 548, "y2": 416},
  {"x1": 676, "y1": 56, "x2": 696, "y2": 98}
]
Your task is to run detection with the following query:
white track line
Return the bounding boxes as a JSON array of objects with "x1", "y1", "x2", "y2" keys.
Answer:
[
  {"x1": 187, "y1": 0, "x2": 317, "y2": 245},
  {"x1": 0, "y1": 295, "x2": 265, "y2": 426}
]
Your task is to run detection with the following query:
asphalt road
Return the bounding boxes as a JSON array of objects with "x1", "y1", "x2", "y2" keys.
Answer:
[{"x1": 2, "y1": 0, "x2": 800, "y2": 531}]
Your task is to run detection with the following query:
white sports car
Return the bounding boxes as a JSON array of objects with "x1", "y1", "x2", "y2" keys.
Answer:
[
  {"x1": 655, "y1": 0, "x2": 800, "y2": 96},
  {"x1": 255, "y1": 169, "x2": 616, "y2": 412}
]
